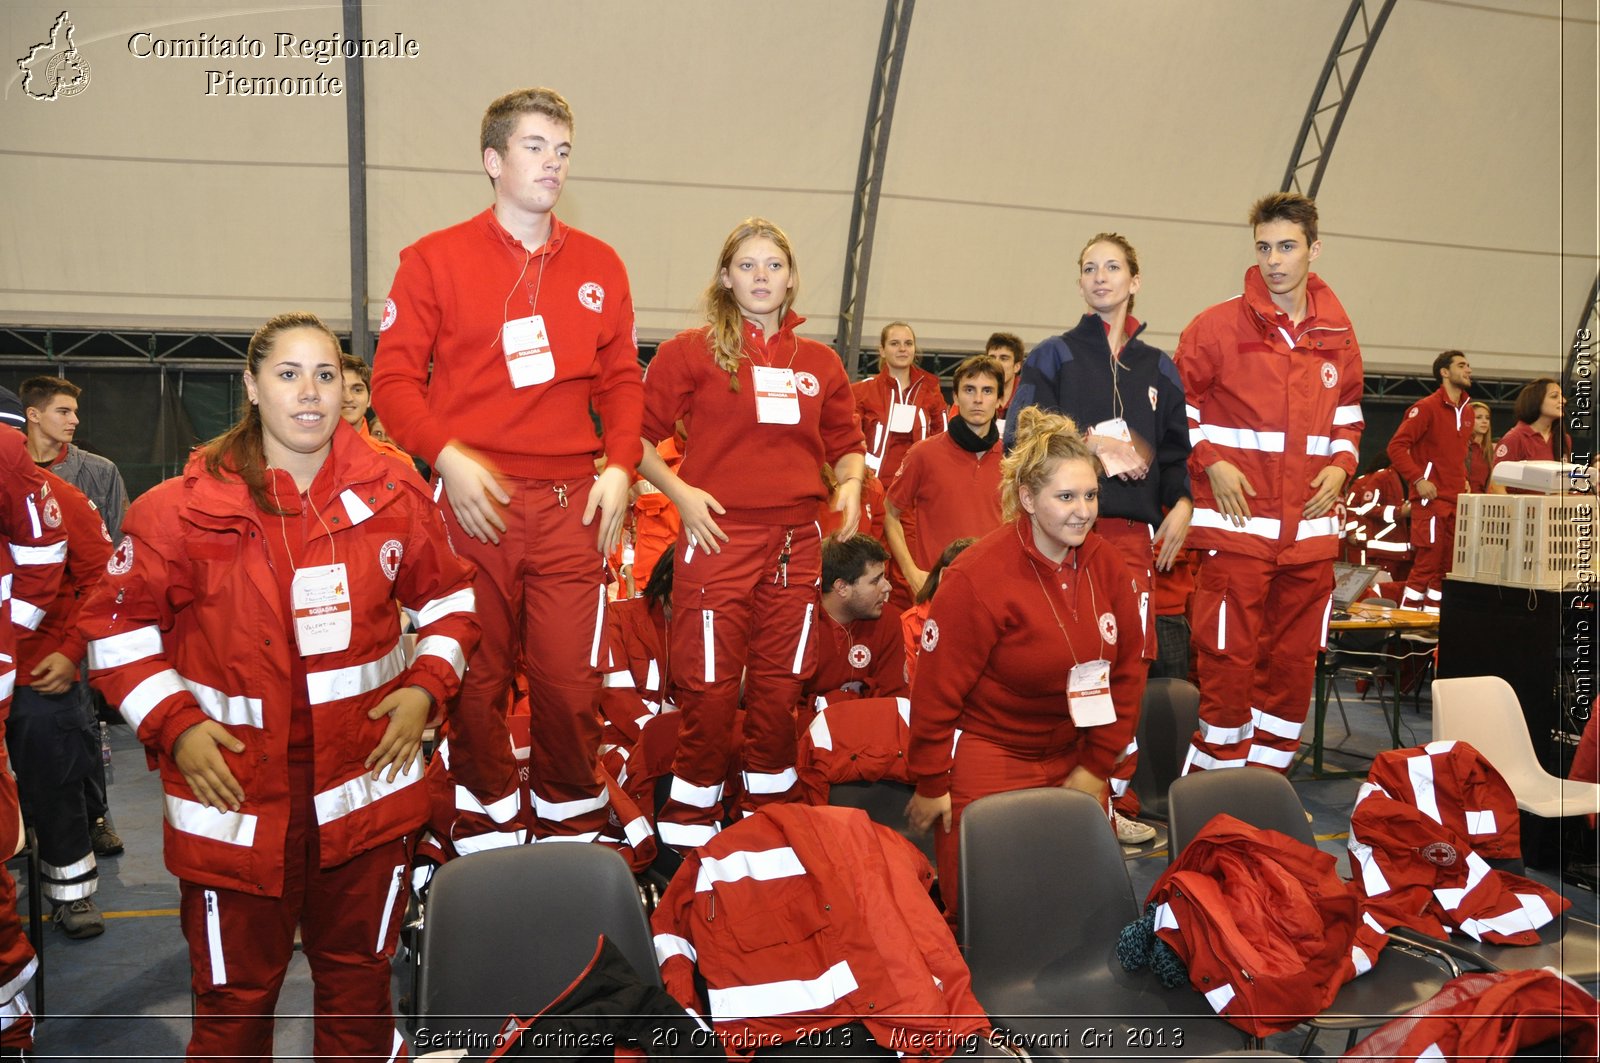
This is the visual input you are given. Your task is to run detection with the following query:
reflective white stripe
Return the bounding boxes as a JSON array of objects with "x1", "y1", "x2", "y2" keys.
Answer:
[
  {"x1": 1275, "y1": 325, "x2": 1298, "y2": 349},
  {"x1": 1349, "y1": 840, "x2": 1392, "y2": 897},
  {"x1": 339, "y1": 489, "x2": 375, "y2": 526},
  {"x1": 0, "y1": 572, "x2": 9, "y2": 599},
  {"x1": 384, "y1": 1028, "x2": 404, "y2": 1063},
  {"x1": 1200, "y1": 718, "x2": 1253, "y2": 746},
  {"x1": 205, "y1": 889, "x2": 227, "y2": 986},
  {"x1": 1183, "y1": 747, "x2": 1246, "y2": 773},
  {"x1": 1349, "y1": 943, "x2": 1374, "y2": 976},
  {"x1": 1217, "y1": 596, "x2": 1226, "y2": 652},
  {"x1": 1330, "y1": 439, "x2": 1357, "y2": 457},
  {"x1": 589, "y1": 584, "x2": 605, "y2": 669},
  {"x1": 535, "y1": 832, "x2": 601, "y2": 844},
  {"x1": 1426, "y1": 587, "x2": 1442, "y2": 601},
  {"x1": 1349, "y1": 499, "x2": 1378, "y2": 516},
  {"x1": 1295, "y1": 517, "x2": 1341, "y2": 540},
  {"x1": 167, "y1": 794, "x2": 257, "y2": 847},
  {"x1": 1185, "y1": 404, "x2": 1202, "y2": 422},
  {"x1": 1245, "y1": 745, "x2": 1295, "y2": 769},
  {"x1": 42, "y1": 852, "x2": 96, "y2": 880},
  {"x1": 532, "y1": 790, "x2": 608, "y2": 823},
  {"x1": 669, "y1": 777, "x2": 724, "y2": 809},
  {"x1": 602, "y1": 670, "x2": 635, "y2": 689},
  {"x1": 0, "y1": 670, "x2": 12, "y2": 702},
  {"x1": 1153, "y1": 902, "x2": 1179, "y2": 932},
  {"x1": 374, "y1": 864, "x2": 404, "y2": 953},
  {"x1": 1251, "y1": 707, "x2": 1303, "y2": 741},
  {"x1": 24, "y1": 496, "x2": 41, "y2": 538},
  {"x1": 646, "y1": 659, "x2": 660, "y2": 691},
  {"x1": 0, "y1": 958, "x2": 37, "y2": 1009},
  {"x1": 1305, "y1": 435, "x2": 1333, "y2": 456},
  {"x1": 1454, "y1": 892, "x2": 1555, "y2": 941},
  {"x1": 1428, "y1": 515, "x2": 1437, "y2": 544},
  {"x1": 453, "y1": 784, "x2": 521, "y2": 825},
  {"x1": 1368, "y1": 539, "x2": 1409, "y2": 552},
  {"x1": 1192, "y1": 425, "x2": 1285, "y2": 453},
  {"x1": 1362, "y1": 911, "x2": 1387, "y2": 935},
  {"x1": 1417, "y1": 1045, "x2": 1447, "y2": 1062},
  {"x1": 87, "y1": 625, "x2": 165, "y2": 671},
  {"x1": 895, "y1": 696, "x2": 910, "y2": 726},
  {"x1": 1203, "y1": 983, "x2": 1236, "y2": 1014},
  {"x1": 186, "y1": 676, "x2": 266, "y2": 730},
  {"x1": 707, "y1": 960, "x2": 858, "y2": 1020},
  {"x1": 654, "y1": 933, "x2": 698, "y2": 964},
  {"x1": 1407, "y1": 755, "x2": 1442, "y2": 824},
  {"x1": 414, "y1": 635, "x2": 466, "y2": 679},
  {"x1": 1320, "y1": 594, "x2": 1332, "y2": 649},
  {"x1": 807, "y1": 712, "x2": 834, "y2": 751},
  {"x1": 407, "y1": 587, "x2": 476, "y2": 629},
  {"x1": 8, "y1": 541, "x2": 67, "y2": 565},
  {"x1": 657, "y1": 821, "x2": 719, "y2": 848},
  {"x1": 741, "y1": 767, "x2": 798, "y2": 796},
  {"x1": 696, "y1": 847, "x2": 807, "y2": 891},
  {"x1": 121, "y1": 669, "x2": 187, "y2": 728},
  {"x1": 702, "y1": 610, "x2": 716, "y2": 683},
  {"x1": 314, "y1": 759, "x2": 422, "y2": 825},
  {"x1": 306, "y1": 640, "x2": 407, "y2": 706},
  {"x1": 451, "y1": 828, "x2": 528, "y2": 856},
  {"x1": 1333, "y1": 404, "x2": 1363, "y2": 426},
  {"x1": 623, "y1": 816, "x2": 652, "y2": 849},
  {"x1": 43, "y1": 878, "x2": 95, "y2": 902},
  {"x1": 1191, "y1": 509, "x2": 1282, "y2": 540},
  {"x1": 1464, "y1": 809, "x2": 1497, "y2": 835},
  {"x1": 1109, "y1": 776, "x2": 1130, "y2": 796},
  {"x1": 9, "y1": 600, "x2": 44, "y2": 631},
  {"x1": 790, "y1": 603, "x2": 814, "y2": 675}
]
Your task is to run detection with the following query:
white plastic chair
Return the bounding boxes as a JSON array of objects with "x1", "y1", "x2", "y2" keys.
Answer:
[{"x1": 1431, "y1": 676, "x2": 1600, "y2": 818}]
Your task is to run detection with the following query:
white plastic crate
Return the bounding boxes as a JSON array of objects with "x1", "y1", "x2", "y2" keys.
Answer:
[
  {"x1": 1449, "y1": 493, "x2": 1514, "y2": 583},
  {"x1": 1503, "y1": 494, "x2": 1593, "y2": 590}
]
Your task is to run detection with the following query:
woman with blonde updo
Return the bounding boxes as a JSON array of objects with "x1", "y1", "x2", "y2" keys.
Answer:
[{"x1": 906, "y1": 406, "x2": 1147, "y2": 922}]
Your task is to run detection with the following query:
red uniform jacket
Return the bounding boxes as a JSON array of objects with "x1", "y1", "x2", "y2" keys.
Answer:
[
  {"x1": 1348, "y1": 740, "x2": 1569, "y2": 944},
  {"x1": 643, "y1": 316, "x2": 865, "y2": 525},
  {"x1": 650, "y1": 804, "x2": 990, "y2": 1060},
  {"x1": 1387, "y1": 387, "x2": 1473, "y2": 506},
  {"x1": 81, "y1": 427, "x2": 480, "y2": 896},
  {"x1": 372, "y1": 209, "x2": 643, "y2": 477},
  {"x1": 1464, "y1": 438, "x2": 1493, "y2": 493},
  {"x1": 599, "y1": 596, "x2": 672, "y2": 758},
  {"x1": 909, "y1": 519, "x2": 1145, "y2": 797},
  {"x1": 886, "y1": 432, "x2": 1004, "y2": 571},
  {"x1": 1178, "y1": 269, "x2": 1364, "y2": 563},
  {"x1": 15, "y1": 471, "x2": 110, "y2": 682},
  {"x1": 796, "y1": 696, "x2": 913, "y2": 803},
  {"x1": 1147, "y1": 814, "x2": 1380, "y2": 1036},
  {"x1": 1342, "y1": 467, "x2": 1413, "y2": 567},
  {"x1": 853, "y1": 367, "x2": 947, "y2": 481},
  {"x1": 808, "y1": 606, "x2": 907, "y2": 704},
  {"x1": 1344, "y1": 969, "x2": 1597, "y2": 1062}
]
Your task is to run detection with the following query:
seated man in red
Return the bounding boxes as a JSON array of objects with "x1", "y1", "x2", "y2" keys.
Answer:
[{"x1": 808, "y1": 535, "x2": 907, "y2": 708}]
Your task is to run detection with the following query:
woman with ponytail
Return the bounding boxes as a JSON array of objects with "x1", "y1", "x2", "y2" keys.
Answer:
[
  {"x1": 638, "y1": 219, "x2": 865, "y2": 850},
  {"x1": 81, "y1": 312, "x2": 478, "y2": 1060},
  {"x1": 906, "y1": 406, "x2": 1146, "y2": 924}
]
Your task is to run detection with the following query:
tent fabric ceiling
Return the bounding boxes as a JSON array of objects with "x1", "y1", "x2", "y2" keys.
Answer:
[{"x1": 1, "y1": 0, "x2": 1594, "y2": 380}]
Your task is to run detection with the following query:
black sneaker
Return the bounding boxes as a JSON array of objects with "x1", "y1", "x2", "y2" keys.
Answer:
[
  {"x1": 91, "y1": 817, "x2": 124, "y2": 857},
  {"x1": 52, "y1": 897, "x2": 105, "y2": 939}
]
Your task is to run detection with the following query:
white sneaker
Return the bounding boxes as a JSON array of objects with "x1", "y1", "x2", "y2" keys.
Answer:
[{"x1": 1113, "y1": 812, "x2": 1156, "y2": 845}]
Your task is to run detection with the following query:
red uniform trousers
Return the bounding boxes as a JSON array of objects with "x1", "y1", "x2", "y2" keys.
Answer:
[
  {"x1": 1185, "y1": 552, "x2": 1333, "y2": 775},
  {"x1": 0, "y1": 866, "x2": 36, "y2": 1054},
  {"x1": 1401, "y1": 498, "x2": 1455, "y2": 613},
  {"x1": 182, "y1": 761, "x2": 408, "y2": 1063},
  {"x1": 933, "y1": 734, "x2": 1105, "y2": 928},
  {"x1": 442, "y1": 474, "x2": 609, "y2": 844},
  {"x1": 658, "y1": 518, "x2": 820, "y2": 850},
  {"x1": 1095, "y1": 518, "x2": 1157, "y2": 817}
]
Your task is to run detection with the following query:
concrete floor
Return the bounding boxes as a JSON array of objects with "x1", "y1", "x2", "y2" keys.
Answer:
[{"x1": 15, "y1": 678, "x2": 1599, "y2": 1061}]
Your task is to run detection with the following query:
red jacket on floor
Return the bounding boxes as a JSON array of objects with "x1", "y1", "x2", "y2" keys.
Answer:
[
  {"x1": 372, "y1": 209, "x2": 643, "y2": 477},
  {"x1": 1178, "y1": 268, "x2": 1364, "y2": 564},
  {"x1": 81, "y1": 427, "x2": 480, "y2": 897},
  {"x1": 650, "y1": 804, "x2": 990, "y2": 1060}
]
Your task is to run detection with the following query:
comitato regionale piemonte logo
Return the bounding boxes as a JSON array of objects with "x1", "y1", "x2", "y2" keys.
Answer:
[{"x1": 17, "y1": 10, "x2": 91, "y2": 101}]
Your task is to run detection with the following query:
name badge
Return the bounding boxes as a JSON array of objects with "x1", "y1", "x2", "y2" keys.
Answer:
[
  {"x1": 502, "y1": 314, "x2": 555, "y2": 389},
  {"x1": 751, "y1": 366, "x2": 801, "y2": 425},
  {"x1": 292, "y1": 563, "x2": 352, "y2": 657},
  {"x1": 888, "y1": 401, "x2": 917, "y2": 434},
  {"x1": 1067, "y1": 658, "x2": 1116, "y2": 728},
  {"x1": 1091, "y1": 417, "x2": 1133, "y2": 443}
]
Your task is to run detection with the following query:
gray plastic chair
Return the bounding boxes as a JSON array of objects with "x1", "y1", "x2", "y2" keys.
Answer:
[
  {"x1": 1128, "y1": 678, "x2": 1200, "y2": 822},
  {"x1": 417, "y1": 844, "x2": 658, "y2": 1043},
  {"x1": 828, "y1": 779, "x2": 936, "y2": 862},
  {"x1": 1167, "y1": 770, "x2": 1452, "y2": 1054},
  {"x1": 959, "y1": 787, "x2": 1250, "y2": 1060}
]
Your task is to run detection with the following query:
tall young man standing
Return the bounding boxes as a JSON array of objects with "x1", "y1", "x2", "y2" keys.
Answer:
[
  {"x1": 372, "y1": 88, "x2": 642, "y2": 850},
  {"x1": 1387, "y1": 350, "x2": 1474, "y2": 613},
  {"x1": 1178, "y1": 193, "x2": 1364, "y2": 775}
]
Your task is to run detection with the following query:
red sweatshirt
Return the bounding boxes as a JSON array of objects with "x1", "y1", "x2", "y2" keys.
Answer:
[
  {"x1": 16, "y1": 470, "x2": 110, "y2": 680},
  {"x1": 808, "y1": 604, "x2": 908, "y2": 701},
  {"x1": 853, "y1": 366, "x2": 947, "y2": 480},
  {"x1": 641, "y1": 315, "x2": 864, "y2": 524},
  {"x1": 372, "y1": 209, "x2": 643, "y2": 478},
  {"x1": 1386, "y1": 387, "x2": 1473, "y2": 505},
  {"x1": 909, "y1": 518, "x2": 1145, "y2": 797},
  {"x1": 887, "y1": 431, "x2": 1004, "y2": 570}
]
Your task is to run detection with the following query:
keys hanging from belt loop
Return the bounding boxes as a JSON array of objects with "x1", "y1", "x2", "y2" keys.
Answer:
[
  {"x1": 776, "y1": 529, "x2": 793, "y2": 587},
  {"x1": 553, "y1": 484, "x2": 569, "y2": 509}
]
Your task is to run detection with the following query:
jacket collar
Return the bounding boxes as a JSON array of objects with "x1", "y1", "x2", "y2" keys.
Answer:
[
  {"x1": 478, "y1": 207, "x2": 568, "y2": 258},
  {"x1": 1066, "y1": 312, "x2": 1148, "y2": 349},
  {"x1": 1241, "y1": 268, "x2": 1352, "y2": 335},
  {"x1": 1013, "y1": 513, "x2": 1103, "y2": 574}
]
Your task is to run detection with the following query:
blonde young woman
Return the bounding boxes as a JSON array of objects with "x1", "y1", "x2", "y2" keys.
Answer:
[
  {"x1": 907, "y1": 406, "x2": 1146, "y2": 923},
  {"x1": 1465, "y1": 400, "x2": 1495, "y2": 494},
  {"x1": 638, "y1": 218, "x2": 866, "y2": 850}
]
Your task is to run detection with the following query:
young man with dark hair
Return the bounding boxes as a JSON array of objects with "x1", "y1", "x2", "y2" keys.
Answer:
[
  {"x1": 19, "y1": 375, "x2": 129, "y2": 857},
  {"x1": 1386, "y1": 350, "x2": 1474, "y2": 613},
  {"x1": 810, "y1": 534, "x2": 906, "y2": 701},
  {"x1": 1178, "y1": 192, "x2": 1364, "y2": 775},
  {"x1": 372, "y1": 87, "x2": 642, "y2": 852},
  {"x1": 985, "y1": 331, "x2": 1024, "y2": 419},
  {"x1": 885, "y1": 356, "x2": 1006, "y2": 598}
]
